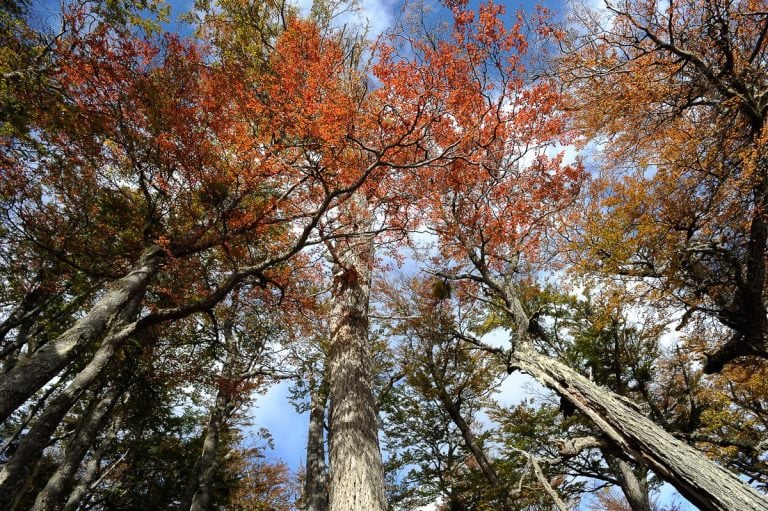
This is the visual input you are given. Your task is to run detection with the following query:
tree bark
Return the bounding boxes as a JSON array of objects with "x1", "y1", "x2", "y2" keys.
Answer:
[
  {"x1": 188, "y1": 390, "x2": 232, "y2": 511},
  {"x1": 604, "y1": 452, "x2": 651, "y2": 511},
  {"x1": 459, "y1": 247, "x2": 768, "y2": 510},
  {"x1": 0, "y1": 245, "x2": 162, "y2": 424},
  {"x1": 0, "y1": 276, "x2": 47, "y2": 346},
  {"x1": 61, "y1": 413, "x2": 124, "y2": 511},
  {"x1": 436, "y1": 388, "x2": 515, "y2": 511},
  {"x1": 31, "y1": 385, "x2": 123, "y2": 511},
  {"x1": 188, "y1": 347, "x2": 237, "y2": 511},
  {"x1": 305, "y1": 369, "x2": 329, "y2": 511},
  {"x1": 511, "y1": 348, "x2": 768, "y2": 511},
  {"x1": 0, "y1": 290, "x2": 143, "y2": 510},
  {"x1": 327, "y1": 203, "x2": 387, "y2": 511}
]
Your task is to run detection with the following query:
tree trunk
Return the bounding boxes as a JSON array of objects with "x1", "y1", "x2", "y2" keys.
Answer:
[
  {"x1": 604, "y1": 452, "x2": 651, "y2": 511},
  {"x1": 0, "y1": 291, "x2": 142, "y2": 510},
  {"x1": 188, "y1": 357, "x2": 236, "y2": 511},
  {"x1": 466, "y1": 258, "x2": 768, "y2": 510},
  {"x1": 61, "y1": 412, "x2": 124, "y2": 511},
  {"x1": 436, "y1": 388, "x2": 515, "y2": 511},
  {"x1": 0, "y1": 276, "x2": 46, "y2": 345},
  {"x1": 188, "y1": 392, "x2": 232, "y2": 511},
  {"x1": 305, "y1": 369, "x2": 329, "y2": 511},
  {"x1": 511, "y1": 348, "x2": 768, "y2": 511},
  {"x1": 31, "y1": 385, "x2": 123, "y2": 511},
  {"x1": 0, "y1": 379, "x2": 61, "y2": 458},
  {"x1": 327, "y1": 203, "x2": 387, "y2": 511},
  {"x1": 0, "y1": 245, "x2": 162, "y2": 424}
]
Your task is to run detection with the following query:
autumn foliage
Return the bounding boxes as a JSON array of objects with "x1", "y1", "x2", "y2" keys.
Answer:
[{"x1": 2, "y1": 0, "x2": 768, "y2": 510}]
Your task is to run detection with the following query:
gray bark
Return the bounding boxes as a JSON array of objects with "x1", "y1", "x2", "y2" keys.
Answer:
[
  {"x1": 188, "y1": 339, "x2": 237, "y2": 511},
  {"x1": 521, "y1": 449, "x2": 569, "y2": 511},
  {"x1": 188, "y1": 390, "x2": 232, "y2": 511},
  {"x1": 0, "y1": 277, "x2": 46, "y2": 346},
  {"x1": 0, "y1": 245, "x2": 162, "y2": 424},
  {"x1": 305, "y1": 370, "x2": 329, "y2": 511},
  {"x1": 457, "y1": 245, "x2": 768, "y2": 511},
  {"x1": 0, "y1": 289, "x2": 143, "y2": 510},
  {"x1": 511, "y1": 348, "x2": 768, "y2": 511},
  {"x1": 31, "y1": 385, "x2": 123, "y2": 511},
  {"x1": 604, "y1": 453, "x2": 651, "y2": 511},
  {"x1": 438, "y1": 391, "x2": 515, "y2": 511},
  {"x1": 327, "y1": 204, "x2": 387, "y2": 511},
  {"x1": 0, "y1": 380, "x2": 60, "y2": 458},
  {"x1": 61, "y1": 413, "x2": 124, "y2": 511}
]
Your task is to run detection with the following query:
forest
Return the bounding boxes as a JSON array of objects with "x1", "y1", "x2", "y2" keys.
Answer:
[{"x1": 1, "y1": 0, "x2": 767, "y2": 509}]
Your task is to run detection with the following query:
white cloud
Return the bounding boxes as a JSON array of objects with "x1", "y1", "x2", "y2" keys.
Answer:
[
  {"x1": 481, "y1": 328, "x2": 550, "y2": 409},
  {"x1": 292, "y1": 0, "x2": 398, "y2": 38},
  {"x1": 494, "y1": 370, "x2": 547, "y2": 407}
]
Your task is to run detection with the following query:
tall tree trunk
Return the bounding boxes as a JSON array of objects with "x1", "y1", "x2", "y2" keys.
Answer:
[
  {"x1": 435, "y1": 387, "x2": 515, "y2": 511},
  {"x1": 327, "y1": 203, "x2": 387, "y2": 511},
  {"x1": 0, "y1": 291, "x2": 143, "y2": 510},
  {"x1": 188, "y1": 339, "x2": 237, "y2": 511},
  {"x1": 188, "y1": 390, "x2": 233, "y2": 511},
  {"x1": 305, "y1": 369, "x2": 329, "y2": 511},
  {"x1": 604, "y1": 453, "x2": 652, "y2": 511},
  {"x1": 467, "y1": 260, "x2": 768, "y2": 511},
  {"x1": 511, "y1": 348, "x2": 768, "y2": 511},
  {"x1": 0, "y1": 245, "x2": 162, "y2": 424},
  {"x1": 31, "y1": 385, "x2": 124, "y2": 511},
  {"x1": 61, "y1": 412, "x2": 124, "y2": 511}
]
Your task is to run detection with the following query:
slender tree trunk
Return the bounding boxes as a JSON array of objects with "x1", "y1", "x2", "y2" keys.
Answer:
[
  {"x1": 604, "y1": 452, "x2": 651, "y2": 511},
  {"x1": 435, "y1": 388, "x2": 515, "y2": 511},
  {"x1": 0, "y1": 380, "x2": 61, "y2": 458},
  {"x1": 0, "y1": 277, "x2": 46, "y2": 345},
  {"x1": 61, "y1": 414, "x2": 124, "y2": 511},
  {"x1": 1, "y1": 318, "x2": 36, "y2": 375},
  {"x1": 188, "y1": 392, "x2": 232, "y2": 511},
  {"x1": 327, "y1": 203, "x2": 387, "y2": 511},
  {"x1": 511, "y1": 347, "x2": 768, "y2": 511},
  {"x1": 188, "y1": 353, "x2": 236, "y2": 511},
  {"x1": 305, "y1": 369, "x2": 329, "y2": 511},
  {"x1": 0, "y1": 245, "x2": 162, "y2": 424},
  {"x1": 0, "y1": 292, "x2": 143, "y2": 510},
  {"x1": 31, "y1": 385, "x2": 123, "y2": 511}
]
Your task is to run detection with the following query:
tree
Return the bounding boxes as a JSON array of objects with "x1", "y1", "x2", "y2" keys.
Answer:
[
  {"x1": 187, "y1": 288, "x2": 293, "y2": 511},
  {"x1": 495, "y1": 288, "x2": 680, "y2": 511},
  {"x1": 561, "y1": 0, "x2": 768, "y2": 372},
  {"x1": 0, "y1": 2, "x2": 388, "y2": 504},
  {"x1": 5, "y1": 0, "x2": 768, "y2": 509},
  {"x1": 380, "y1": 276, "x2": 577, "y2": 511},
  {"x1": 393, "y1": 0, "x2": 768, "y2": 507}
]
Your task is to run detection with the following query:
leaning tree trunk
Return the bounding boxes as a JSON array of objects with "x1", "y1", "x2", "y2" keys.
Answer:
[
  {"x1": 430, "y1": 361, "x2": 515, "y2": 511},
  {"x1": 31, "y1": 384, "x2": 124, "y2": 511},
  {"x1": 0, "y1": 245, "x2": 162, "y2": 424},
  {"x1": 61, "y1": 410, "x2": 125, "y2": 511},
  {"x1": 511, "y1": 347, "x2": 768, "y2": 511},
  {"x1": 469, "y1": 261, "x2": 768, "y2": 511},
  {"x1": 0, "y1": 291, "x2": 142, "y2": 510},
  {"x1": 326, "y1": 203, "x2": 387, "y2": 511},
  {"x1": 305, "y1": 369, "x2": 329, "y2": 511}
]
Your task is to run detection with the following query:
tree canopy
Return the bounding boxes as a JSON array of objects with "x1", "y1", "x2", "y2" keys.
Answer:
[{"x1": 1, "y1": 1, "x2": 768, "y2": 510}]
